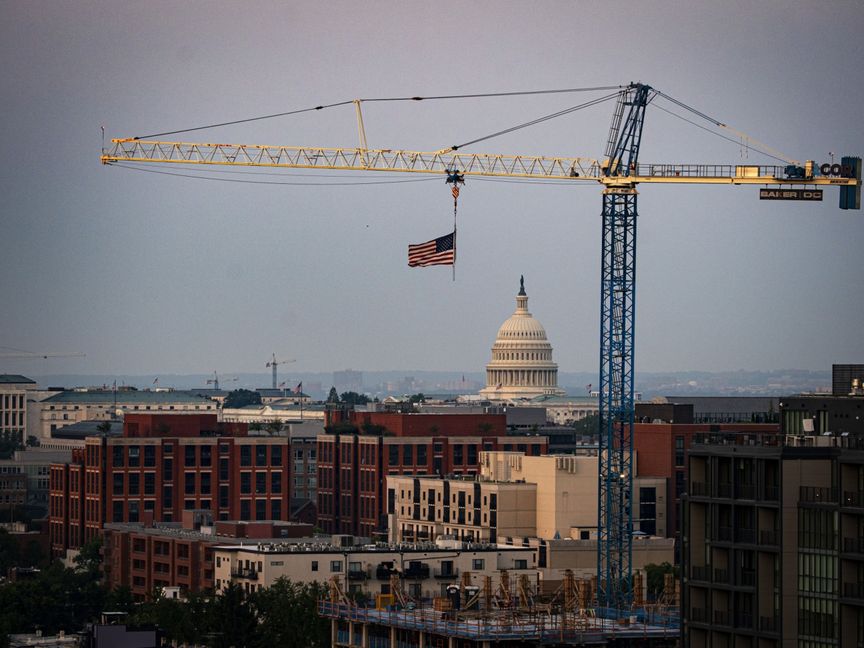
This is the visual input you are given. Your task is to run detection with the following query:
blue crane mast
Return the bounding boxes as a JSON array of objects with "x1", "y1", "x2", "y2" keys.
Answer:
[{"x1": 597, "y1": 83, "x2": 652, "y2": 610}]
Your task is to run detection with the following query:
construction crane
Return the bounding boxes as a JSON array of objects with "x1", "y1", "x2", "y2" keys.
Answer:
[
  {"x1": 0, "y1": 350, "x2": 85, "y2": 359},
  {"x1": 206, "y1": 371, "x2": 237, "y2": 391},
  {"x1": 266, "y1": 353, "x2": 296, "y2": 390},
  {"x1": 101, "y1": 82, "x2": 861, "y2": 609}
]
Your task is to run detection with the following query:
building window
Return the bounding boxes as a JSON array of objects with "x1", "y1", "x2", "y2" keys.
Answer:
[
  {"x1": 416, "y1": 446, "x2": 427, "y2": 465},
  {"x1": 128, "y1": 473, "x2": 140, "y2": 496},
  {"x1": 219, "y1": 458, "x2": 229, "y2": 481},
  {"x1": 240, "y1": 446, "x2": 252, "y2": 466},
  {"x1": 453, "y1": 445, "x2": 463, "y2": 465},
  {"x1": 163, "y1": 486, "x2": 173, "y2": 509},
  {"x1": 113, "y1": 473, "x2": 124, "y2": 495},
  {"x1": 472, "y1": 559, "x2": 484, "y2": 570},
  {"x1": 255, "y1": 499, "x2": 267, "y2": 520},
  {"x1": 112, "y1": 446, "x2": 123, "y2": 467},
  {"x1": 144, "y1": 446, "x2": 156, "y2": 467},
  {"x1": 271, "y1": 499, "x2": 281, "y2": 520},
  {"x1": 184, "y1": 473, "x2": 196, "y2": 495},
  {"x1": 675, "y1": 471, "x2": 685, "y2": 498},
  {"x1": 311, "y1": 561, "x2": 318, "y2": 572},
  {"x1": 185, "y1": 446, "x2": 196, "y2": 467},
  {"x1": 256, "y1": 446, "x2": 267, "y2": 467},
  {"x1": 271, "y1": 472, "x2": 281, "y2": 493},
  {"x1": 403, "y1": 445, "x2": 413, "y2": 465},
  {"x1": 388, "y1": 445, "x2": 399, "y2": 465},
  {"x1": 163, "y1": 458, "x2": 173, "y2": 479},
  {"x1": 128, "y1": 501, "x2": 139, "y2": 523},
  {"x1": 112, "y1": 501, "x2": 123, "y2": 522},
  {"x1": 467, "y1": 444, "x2": 478, "y2": 464},
  {"x1": 330, "y1": 560, "x2": 343, "y2": 573},
  {"x1": 240, "y1": 472, "x2": 251, "y2": 494},
  {"x1": 201, "y1": 472, "x2": 211, "y2": 495},
  {"x1": 200, "y1": 446, "x2": 212, "y2": 467},
  {"x1": 271, "y1": 446, "x2": 282, "y2": 466},
  {"x1": 240, "y1": 500, "x2": 250, "y2": 520},
  {"x1": 219, "y1": 485, "x2": 229, "y2": 508},
  {"x1": 256, "y1": 472, "x2": 266, "y2": 494},
  {"x1": 128, "y1": 446, "x2": 140, "y2": 467}
]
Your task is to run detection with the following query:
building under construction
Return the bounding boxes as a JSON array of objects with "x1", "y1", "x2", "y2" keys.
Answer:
[{"x1": 320, "y1": 570, "x2": 680, "y2": 647}]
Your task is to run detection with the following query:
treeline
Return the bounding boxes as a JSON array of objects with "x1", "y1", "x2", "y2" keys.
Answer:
[{"x1": 0, "y1": 537, "x2": 330, "y2": 648}]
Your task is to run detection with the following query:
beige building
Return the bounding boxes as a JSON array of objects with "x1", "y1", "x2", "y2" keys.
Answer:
[
  {"x1": 0, "y1": 375, "x2": 38, "y2": 445},
  {"x1": 478, "y1": 278, "x2": 566, "y2": 402},
  {"x1": 389, "y1": 451, "x2": 667, "y2": 543},
  {"x1": 34, "y1": 389, "x2": 216, "y2": 441},
  {"x1": 213, "y1": 538, "x2": 539, "y2": 600}
]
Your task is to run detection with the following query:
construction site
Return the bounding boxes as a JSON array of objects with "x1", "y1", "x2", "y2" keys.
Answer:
[{"x1": 319, "y1": 569, "x2": 680, "y2": 647}]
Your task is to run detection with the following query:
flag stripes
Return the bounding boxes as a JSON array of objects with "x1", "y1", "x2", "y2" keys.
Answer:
[{"x1": 408, "y1": 231, "x2": 455, "y2": 267}]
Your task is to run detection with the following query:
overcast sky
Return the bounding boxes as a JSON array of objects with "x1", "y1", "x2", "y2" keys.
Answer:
[{"x1": 1, "y1": 1, "x2": 862, "y2": 378}]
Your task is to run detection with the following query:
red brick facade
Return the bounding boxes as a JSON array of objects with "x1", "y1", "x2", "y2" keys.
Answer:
[
  {"x1": 317, "y1": 411, "x2": 547, "y2": 538},
  {"x1": 49, "y1": 414, "x2": 293, "y2": 556},
  {"x1": 633, "y1": 422, "x2": 779, "y2": 538}
]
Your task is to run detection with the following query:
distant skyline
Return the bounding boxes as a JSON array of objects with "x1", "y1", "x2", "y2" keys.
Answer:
[{"x1": 2, "y1": 1, "x2": 862, "y2": 376}]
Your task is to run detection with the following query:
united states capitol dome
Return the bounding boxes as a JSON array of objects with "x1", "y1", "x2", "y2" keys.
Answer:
[{"x1": 478, "y1": 277, "x2": 566, "y2": 401}]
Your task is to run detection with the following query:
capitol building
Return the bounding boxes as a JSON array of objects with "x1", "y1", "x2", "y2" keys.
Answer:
[{"x1": 478, "y1": 277, "x2": 566, "y2": 401}]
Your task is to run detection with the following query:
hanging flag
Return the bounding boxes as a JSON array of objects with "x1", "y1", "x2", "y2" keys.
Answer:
[
  {"x1": 294, "y1": 381, "x2": 303, "y2": 394},
  {"x1": 278, "y1": 381, "x2": 286, "y2": 389},
  {"x1": 153, "y1": 377, "x2": 159, "y2": 386},
  {"x1": 408, "y1": 231, "x2": 455, "y2": 267},
  {"x1": 452, "y1": 186, "x2": 460, "y2": 200},
  {"x1": 586, "y1": 383, "x2": 592, "y2": 394}
]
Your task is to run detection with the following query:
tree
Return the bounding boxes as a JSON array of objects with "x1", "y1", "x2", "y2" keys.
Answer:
[
  {"x1": 265, "y1": 419, "x2": 284, "y2": 436},
  {"x1": 223, "y1": 389, "x2": 262, "y2": 409},
  {"x1": 326, "y1": 387, "x2": 340, "y2": 403},
  {"x1": 74, "y1": 536, "x2": 103, "y2": 579},
  {"x1": 572, "y1": 413, "x2": 599, "y2": 435},
  {"x1": 96, "y1": 420, "x2": 113, "y2": 435},
  {"x1": 408, "y1": 393, "x2": 426, "y2": 404},
  {"x1": 643, "y1": 562, "x2": 678, "y2": 601},
  {"x1": 340, "y1": 391, "x2": 370, "y2": 406},
  {"x1": 254, "y1": 579, "x2": 330, "y2": 648},
  {"x1": 25, "y1": 435, "x2": 40, "y2": 447}
]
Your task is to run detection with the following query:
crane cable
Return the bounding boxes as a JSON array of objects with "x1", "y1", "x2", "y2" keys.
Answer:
[
  {"x1": 133, "y1": 86, "x2": 625, "y2": 140},
  {"x1": 653, "y1": 90, "x2": 797, "y2": 165}
]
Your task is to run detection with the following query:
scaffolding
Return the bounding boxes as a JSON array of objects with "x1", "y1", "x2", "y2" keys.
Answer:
[{"x1": 323, "y1": 569, "x2": 680, "y2": 648}]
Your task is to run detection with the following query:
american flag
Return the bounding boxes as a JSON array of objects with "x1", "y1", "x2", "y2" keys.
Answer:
[
  {"x1": 294, "y1": 381, "x2": 303, "y2": 394},
  {"x1": 408, "y1": 231, "x2": 455, "y2": 267}
]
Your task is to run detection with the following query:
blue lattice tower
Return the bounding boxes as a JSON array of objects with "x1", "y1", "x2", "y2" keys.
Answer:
[
  {"x1": 596, "y1": 83, "x2": 651, "y2": 609},
  {"x1": 597, "y1": 187, "x2": 637, "y2": 609}
]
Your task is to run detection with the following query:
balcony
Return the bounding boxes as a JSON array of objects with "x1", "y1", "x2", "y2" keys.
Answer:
[
  {"x1": 716, "y1": 526, "x2": 733, "y2": 542},
  {"x1": 433, "y1": 568, "x2": 459, "y2": 579},
  {"x1": 689, "y1": 607, "x2": 709, "y2": 623},
  {"x1": 843, "y1": 582, "x2": 864, "y2": 600},
  {"x1": 799, "y1": 486, "x2": 837, "y2": 504},
  {"x1": 230, "y1": 567, "x2": 258, "y2": 580},
  {"x1": 759, "y1": 529, "x2": 779, "y2": 546},
  {"x1": 713, "y1": 568, "x2": 729, "y2": 585},
  {"x1": 736, "y1": 528, "x2": 757, "y2": 544},
  {"x1": 734, "y1": 612, "x2": 754, "y2": 629},
  {"x1": 717, "y1": 483, "x2": 733, "y2": 498},
  {"x1": 375, "y1": 565, "x2": 394, "y2": 580},
  {"x1": 713, "y1": 610, "x2": 731, "y2": 626},
  {"x1": 690, "y1": 481, "x2": 709, "y2": 497},
  {"x1": 843, "y1": 536, "x2": 864, "y2": 554},
  {"x1": 404, "y1": 564, "x2": 430, "y2": 579},
  {"x1": 347, "y1": 569, "x2": 368, "y2": 581},
  {"x1": 763, "y1": 485, "x2": 780, "y2": 502},
  {"x1": 758, "y1": 615, "x2": 779, "y2": 633},
  {"x1": 842, "y1": 490, "x2": 864, "y2": 508},
  {"x1": 737, "y1": 570, "x2": 756, "y2": 587},
  {"x1": 736, "y1": 484, "x2": 756, "y2": 500},
  {"x1": 691, "y1": 565, "x2": 710, "y2": 582}
]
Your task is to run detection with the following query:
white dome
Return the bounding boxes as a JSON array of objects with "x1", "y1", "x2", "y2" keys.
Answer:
[{"x1": 479, "y1": 278, "x2": 565, "y2": 401}]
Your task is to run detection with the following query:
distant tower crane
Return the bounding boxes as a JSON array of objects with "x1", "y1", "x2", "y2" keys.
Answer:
[
  {"x1": 206, "y1": 371, "x2": 237, "y2": 391},
  {"x1": 266, "y1": 353, "x2": 296, "y2": 390},
  {"x1": 101, "y1": 82, "x2": 860, "y2": 609},
  {"x1": 0, "y1": 349, "x2": 85, "y2": 360}
]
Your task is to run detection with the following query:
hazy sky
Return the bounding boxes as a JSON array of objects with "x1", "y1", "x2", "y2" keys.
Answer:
[{"x1": 1, "y1": 1, "x2": 863, "y2": 377}]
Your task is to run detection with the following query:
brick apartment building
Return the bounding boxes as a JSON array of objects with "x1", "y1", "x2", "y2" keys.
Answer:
[
  {"x1": 317, "y1": 410, "x2": 547, "y2": 538},
  {"x1": 103, "y1": 509, "x2": 312, "y2": 600},
  {"x1": 634, "y1": 421, "x2": 779, "y2": 539},
  {"x1": 49, "y1": 414, "x2": 293, "y2": 556}
]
